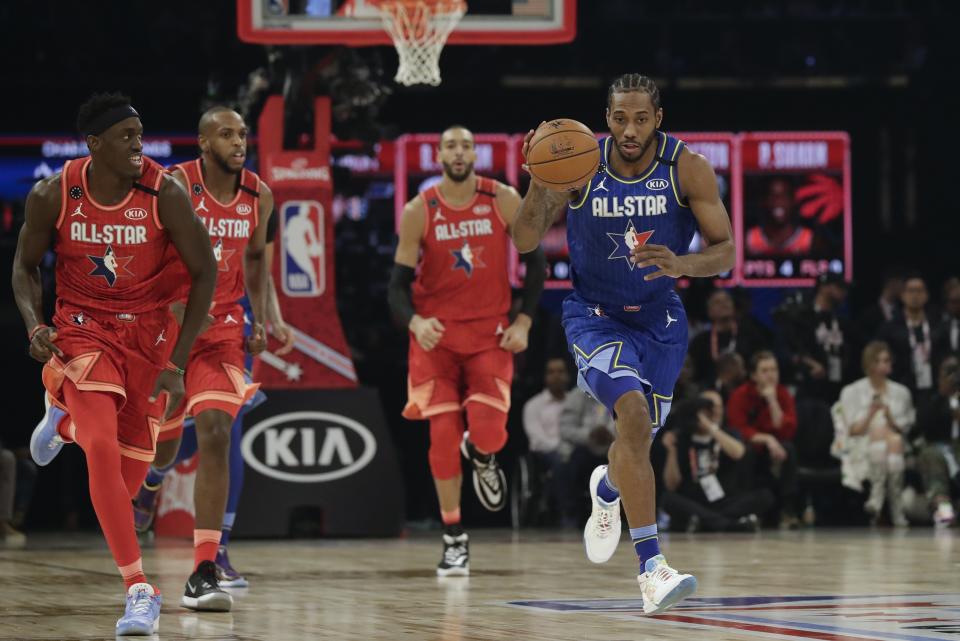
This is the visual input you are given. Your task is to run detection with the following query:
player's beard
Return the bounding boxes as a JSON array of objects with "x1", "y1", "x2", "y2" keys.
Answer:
[
  {"x1": 615, "y1": 129, "x2": 658, "y2": 164},
  {"x1": 210, "y1": 148, "x2": 243, "y2": 175},
  {"x1": 442, "y1": 160, "x2": 473, "y2": 183}
]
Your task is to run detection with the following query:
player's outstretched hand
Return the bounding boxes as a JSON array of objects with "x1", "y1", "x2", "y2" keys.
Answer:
[
  {"x1": 270, "y1": 319, "x2": 296, "y2": 356},
  {"x1": 246, "y1": 322, "x2": 268, "y2": 355},
  {"x1": 520, "y1": 122, "x2": 547, "y2": 174},
  {"x1": 150, "y1": 369, "x2": 185, "y2": 423},
  {"x1": 29, "y1": 326, "x2": 64, "y2": 363},
  {"x1": 631, "y1": 244, "x2": 684, "y2": 280},
  {"x1": 410, "y1": 315, "x2": 445, "y2": 351},
  {"x1": 499, "y1": 319, "x2": 530, "y2": 353}
]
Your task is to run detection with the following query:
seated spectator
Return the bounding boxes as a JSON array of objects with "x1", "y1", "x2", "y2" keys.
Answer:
[
  {"x1": 857, "y1": 267, "x2": 904, "y2": 341},
  {"x1": 0, "y1": 439, "x2": 26, "y2": 545},
  {"x1": 522, "y1": 358, "x2": 572, "y2": 515},
  {"x1": 713, "y1": 352, "x2": 747, "y2": 403},
  {"x1": 556, "y1": 388, "x2": 615, "y2": 527},
  {"x1": 833, "y1": 341, "x2": 914, "y2": 526},
  {"x1": 779, "y1": 272, "x2": 855, "y2": 404},
  {"x1": 661, "y1": 390, "x2": 774, "y2": 532},
  {"x1": 933, "y1": 278, "x2": 960, "y2": 372},
  {"x1": 915, "y1": 356, "x2": 960, "y2": 527},
  {"x1": 689, "y1": 289, "x2": 768, "y2": 389},
  {"x1": 727, "y1": 351, "x2": 801, "y2": 528},
  {"x1": 879, "y1": 272, "x2": 940, "y2": 405}
]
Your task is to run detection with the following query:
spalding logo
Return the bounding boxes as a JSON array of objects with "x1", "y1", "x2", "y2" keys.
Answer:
[
  {"x1": 241, "y1": 411, "x2": 377, "y2": 483},
  {"x1": 236, "y1": 203, "x2": 252, "y2": 216},
  {"x1": 124, "y1": 208, "x2": 148, "y2": 221},
  {"x1": 549, "y1": 137, "x2": 575, "y2": 157},
  {"x1": 646, "y1": 179, "x2": 669, "y2": 191}
]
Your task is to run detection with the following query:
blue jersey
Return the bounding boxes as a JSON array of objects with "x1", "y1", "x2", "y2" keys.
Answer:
[{"x1": 566, "y1": 132, "x2": 697, "y2": 309}]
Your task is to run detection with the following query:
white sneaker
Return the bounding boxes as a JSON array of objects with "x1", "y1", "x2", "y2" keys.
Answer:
[
  {"x1": 638, "y1": 554, "x2": 697, "y2": 615},
  {"x1": 934, "y1": 501, "x2": 956, "y2": 527},
  {"x1": 584, "y1": 465, "x2": 621, "y2": 564}
]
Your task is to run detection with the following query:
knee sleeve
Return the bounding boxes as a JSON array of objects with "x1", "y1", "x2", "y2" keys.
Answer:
[
  {"x1": 464, "y1": 401, "x2": 508, "y2": 454},
  {"x1": 428, "y1": 412, "x2": 465, "y2": 480},
  {"x1": 868, "y1": 441, "x2": 888, "y2": 465},
  {"x1": 887, "y1": 453, "x2": 905, "y2": 474}
]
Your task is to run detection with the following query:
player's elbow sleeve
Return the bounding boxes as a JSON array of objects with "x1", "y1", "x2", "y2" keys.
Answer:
[
  {"x1": 388, "y1": 264, "x2": 416, "y2": 327},
  {"x1": 518, "y1": 246, "x2": 546, "y2": 317}
]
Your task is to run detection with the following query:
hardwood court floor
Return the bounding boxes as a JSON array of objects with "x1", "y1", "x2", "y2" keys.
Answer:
[{"x1": 1, "y1": 528, "x2": 958, "y2": 641}]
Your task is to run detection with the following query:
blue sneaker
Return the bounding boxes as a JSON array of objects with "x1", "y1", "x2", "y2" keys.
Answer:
[
  {"x1": 115, "y1": 582, "x2": 161, "y2": 636},
  {"x1": 215, "y1": 546, "x2": 249, "y2": 588},
  {"x1": 30, "y1": 395, "x2": 67, "y2": 467}
]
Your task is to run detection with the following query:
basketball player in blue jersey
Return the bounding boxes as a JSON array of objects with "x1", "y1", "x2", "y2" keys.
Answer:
[{"x1": 513, "y1": 74, "x2": 735, "y2": 615}]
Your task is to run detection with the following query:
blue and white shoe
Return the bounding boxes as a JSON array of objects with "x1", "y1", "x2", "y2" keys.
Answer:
[
  {"x1": 638, "y1": 555, "x2": 697, "y2": 615},
  {"x1": 584, "y1": 465, "x2": 621, "y2": 563},
  {"x1": 116, "y1": 582, "x2": 161, "y2": 636},
  {"x1": 30, "y1": 395, "x2": 67, "y2": 467}
]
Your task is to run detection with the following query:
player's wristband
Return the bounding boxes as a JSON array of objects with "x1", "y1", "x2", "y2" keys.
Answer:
[
  {"x1": 164, "y1": 360, "x2": 186, "y2": 377},
  {"x1": 28, "y1": 324, "x2": 49, "y2": 342}
]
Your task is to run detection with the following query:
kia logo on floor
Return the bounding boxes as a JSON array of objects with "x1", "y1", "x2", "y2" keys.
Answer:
[{"x1": 241, "y1": 412, "x2": 377, "y2": 483}]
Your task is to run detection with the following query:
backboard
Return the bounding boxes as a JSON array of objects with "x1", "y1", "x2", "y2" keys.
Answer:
[{"x1": 237, "y1": 0, "x2": 576, "y2": 45}]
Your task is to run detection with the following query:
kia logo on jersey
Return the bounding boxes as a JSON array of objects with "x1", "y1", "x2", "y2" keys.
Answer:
[
  {"x1": 472, "y1": 204, "x2": 492, "y2": 215},
  {"x1": 281, "y1": 200, "x2": 325, "y2": 297},
  {"x1": 124, "y1": 207, "x2": 148, "y2": 221},
  {"x1": 236, "y1": 203, "x2": 252, "y2": 216},
  {"x1": 240, "y1": 411, "x2": 377, "y2": 483},
  {"x1": 645, "y1": 179, "x2": 669, "y2": 191}
]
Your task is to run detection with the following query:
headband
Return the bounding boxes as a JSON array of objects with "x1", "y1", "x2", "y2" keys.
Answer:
[{"x1": 83, "y1": 105, "x2": 140, "y2": 137}]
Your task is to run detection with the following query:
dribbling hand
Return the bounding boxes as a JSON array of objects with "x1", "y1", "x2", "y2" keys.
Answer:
[
  {"x1": 29, "y1": 326, "x2": 64, "y2": 363},
  {"x1": 520, "y1": 122, "x2": 547, "y2": 174},
  {"x1": 149, "y1": 369, "x2": 185, "y2": 423},
  {"x1": 410, "y1": 315, "x2": 445, "y2": 352}
]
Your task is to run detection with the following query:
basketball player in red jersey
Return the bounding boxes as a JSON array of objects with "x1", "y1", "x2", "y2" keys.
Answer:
[
  {"x1": 150, "y1": 106, "x2": 273, "y2": 612},
  {"x1": 389, "y1": 126, "x2": 546, "y2": 576},
  {"x1": 12, "y1": 93, "x2": 216, "y2": 635}
]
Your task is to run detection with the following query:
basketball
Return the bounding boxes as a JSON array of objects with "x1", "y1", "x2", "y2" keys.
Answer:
[{"x1": 526, "y1": 119, "x2": 601, "y2": 191}]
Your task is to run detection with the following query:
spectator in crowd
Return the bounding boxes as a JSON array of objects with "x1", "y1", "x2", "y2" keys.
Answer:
[
  {"x1": 834, "y1": 341, "x2": 914, "y2": 526},
  {"x1": 673, "y1": 355, "x2": 702, "y2": 403},
  {"x1": 933, "y1": 278, "x2": 960, "y2": 371},
  {"x1": 727, "y1": 351, "x2": 800, "y2": 528},
  {"x1": 915, "y1": 356, "x2": 960, "y2": 527},
  {"x1": 660, "y1": 390, "x2": 774, "y2": 532},
  {"x1": 522, "y1": 358, "x2": 572, "y2": 507},
  {"x1": 879, "y1": 272, "x2": 939, "y2": 405},
  {"x1": 779, "y1": 272, "x2": 854, "y2": 403},
  {"x1": 713, "y1": 352, "x2": 747, "y2": 403},
  {"x1": 689, "y1": 289, "x2": 767, "y2": 388},
  {"x1": 0, "y1": 439, "x2": 26, "y2": 545},
  {"x1": 857, "y1": 268, "x2": 904, "y2": 340},
  {"x1": 556, "y1": 388, "x2": 615, "y2": 527}
]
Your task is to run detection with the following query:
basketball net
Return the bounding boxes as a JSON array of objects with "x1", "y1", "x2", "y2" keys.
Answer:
[{"x1": 372, "y1": 0, "x2": 466, "y2": 86}]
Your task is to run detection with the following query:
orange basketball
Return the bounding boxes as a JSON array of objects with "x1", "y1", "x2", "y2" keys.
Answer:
[{"x1": 526, "y1": 119, "x2": 600, "y2": 191}]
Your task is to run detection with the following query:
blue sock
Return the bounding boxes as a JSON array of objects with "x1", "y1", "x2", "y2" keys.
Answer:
[
  {"x1": 630, "y1": 525, "x2": 661, "y2": 571},
  {"x1": 221, "y1": 409, "x2": 247, "y2": 547},
  {"x1": 596, "y1": 469, "x2": 621, "y2": 505},
  {"x1": 144, "y1": 460, "x2": 176, "y2": 489}
]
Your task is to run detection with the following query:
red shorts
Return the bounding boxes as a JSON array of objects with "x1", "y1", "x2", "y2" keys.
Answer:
[
  {"x1": 159, "y1": 305, "x2": 259, "y2": 443},
  {"x1": 42, "y1": 302, "x2": 179, "y2": 461},
  {"x1": 402, "y1": 315, "x2": 514, "y2": 420}
]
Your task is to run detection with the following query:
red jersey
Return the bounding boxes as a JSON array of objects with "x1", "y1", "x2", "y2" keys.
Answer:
[
  {"x1": 53, "y1": 156, "x2": 179, "y2": 314},
  {"x1": 746, "y1": 226, "x2": 813, "y2": 256},
  {"x1": 171, "y1": 159, "x2": 262, "y2": 314},
  {"x1": 412, "y1": 176, "x2": 511, "y2": 322}
]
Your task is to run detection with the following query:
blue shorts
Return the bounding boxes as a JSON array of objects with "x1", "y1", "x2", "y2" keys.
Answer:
[{"x1": 561, "y1": 291, "x2": 688, "y2": 434}]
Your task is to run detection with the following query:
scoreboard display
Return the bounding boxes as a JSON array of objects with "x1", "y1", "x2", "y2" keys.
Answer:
[{"x1": 739, "y1": 132, "x2": 851, "y2": 286}]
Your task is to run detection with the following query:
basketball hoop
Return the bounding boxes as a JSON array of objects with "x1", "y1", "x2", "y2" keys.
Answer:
[{"x1": 369, "y1": 0, "x2": 467, "y2": 86}]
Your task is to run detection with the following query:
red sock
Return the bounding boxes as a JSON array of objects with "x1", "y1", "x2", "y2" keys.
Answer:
[
  {"x1": 194, "y1": 529, "x2": 221, "y2": 568},
  {"x1": 62, "y1": 383, "x2": 146, "y2": 585},
  {"x1": 441, "y1": 508, "x2": 461, "y2": 526}
]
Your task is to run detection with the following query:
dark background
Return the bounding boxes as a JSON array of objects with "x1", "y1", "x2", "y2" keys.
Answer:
[{"x1": 1, "y1": 0, "x2": 954, "y2": 529}]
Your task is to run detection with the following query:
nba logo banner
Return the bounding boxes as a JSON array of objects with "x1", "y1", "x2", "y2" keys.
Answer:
[{"x1": 281, "y1": 200, "x2": 325, "y2": 297}]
